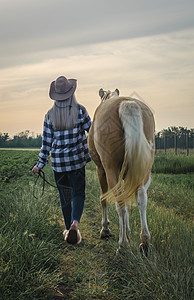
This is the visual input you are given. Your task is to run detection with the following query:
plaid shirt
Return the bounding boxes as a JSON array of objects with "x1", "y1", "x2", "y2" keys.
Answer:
[{"x1": 37, "y1": 105, "x2": 92, "y2": 172}]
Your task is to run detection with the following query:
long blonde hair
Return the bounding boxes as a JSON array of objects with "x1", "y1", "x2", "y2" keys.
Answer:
[{"x1": 47, "y1": 95, "x2": 78, "y2": 130}]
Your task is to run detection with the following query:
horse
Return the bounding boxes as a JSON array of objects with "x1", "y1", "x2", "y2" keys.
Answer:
[{"x1": 88, "y1": 88, "x2": 155, "y2": 255}]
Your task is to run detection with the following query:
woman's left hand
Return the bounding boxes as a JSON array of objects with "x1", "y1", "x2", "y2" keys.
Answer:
[{"x1": 32, "y1": 166, "x2": 40, "y2": 174}]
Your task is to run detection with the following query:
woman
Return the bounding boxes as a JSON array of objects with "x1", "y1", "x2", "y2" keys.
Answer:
[{"x1": 32, "y1": 76, "x2": 91, "y2": 244}]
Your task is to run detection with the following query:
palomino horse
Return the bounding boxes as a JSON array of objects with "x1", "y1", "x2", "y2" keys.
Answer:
[{"x1": 88, "y1": 89, "x2": 155, "y2": 254}]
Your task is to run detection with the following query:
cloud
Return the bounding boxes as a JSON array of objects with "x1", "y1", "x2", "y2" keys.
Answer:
[
  {"x1": 0, "y1": 28, "x2": 193, "y2": 135},
  {"x1": 0, "y1": 0, "x2": 194, "y2": 68}
]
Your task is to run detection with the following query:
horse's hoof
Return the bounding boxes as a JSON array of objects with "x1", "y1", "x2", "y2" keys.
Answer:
[
  {"x1": 116, "y1": 245, "x2": 128, "y2": 257},
  {"x1": 116, "y1": 248, "x2": 120, "y2": 256},
  {"x1": 100, "y1": 228, "x2": 112, "y2": 239},
  {"x1": 139, "y1": 243, "x2": 149, "y2": 257}
]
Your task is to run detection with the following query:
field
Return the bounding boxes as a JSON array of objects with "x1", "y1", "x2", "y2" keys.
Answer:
[{"x1": 0, "y1": 150, "x2": 193, "y2": 299}]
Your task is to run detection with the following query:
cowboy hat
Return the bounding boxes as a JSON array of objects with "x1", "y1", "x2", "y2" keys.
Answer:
[{"x1": 49, "y1": 76, "x2": 77, "y2": 101}]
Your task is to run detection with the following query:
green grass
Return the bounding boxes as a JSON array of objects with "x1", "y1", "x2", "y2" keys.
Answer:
[
  {"x1": 0, "y1": 151, "x2": 193, "y2": 299},
  {"x1": 152, "y1": 152, "x2": 194, "y2": 174},
  {"x1": 0, "y1": 171, "x2": 63, "y2": 298},
  {"x1": 0, "y1": 150, "x2": 39, "y2": 182},
  {"x1": 149, "y1": 173, "x2": 194, "y2": 221},
  {"x1": 150, "y1": 152, "x2": 194, "y2": 221}
]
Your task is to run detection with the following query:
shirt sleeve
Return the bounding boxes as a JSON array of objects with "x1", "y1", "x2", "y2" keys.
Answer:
[
  {"x1": 37, "y1": 116, "x2": 54, "y2": 169},
  {"x1": 82, "y1": 107, "x2": 92, "y2": 132}
]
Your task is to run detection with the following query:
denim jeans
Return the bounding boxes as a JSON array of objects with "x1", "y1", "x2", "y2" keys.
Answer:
[{"x1": 53, "y1": 167, "x2": 85, "y2": 230}]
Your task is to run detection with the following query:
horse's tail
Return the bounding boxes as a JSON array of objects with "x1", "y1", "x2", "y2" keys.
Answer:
[{"x1": 105, "y1": 100, "x2": 153, "y2": 206}]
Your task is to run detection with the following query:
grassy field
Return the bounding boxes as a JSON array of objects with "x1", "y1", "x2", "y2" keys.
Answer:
[{"x1": 0, "y1": 150, "x2": 193, "y2": 299}]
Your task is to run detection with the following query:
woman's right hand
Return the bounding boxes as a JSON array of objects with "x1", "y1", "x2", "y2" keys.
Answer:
[{"x1": 32, "y1": 166, "x2": 40, "y2": 174}]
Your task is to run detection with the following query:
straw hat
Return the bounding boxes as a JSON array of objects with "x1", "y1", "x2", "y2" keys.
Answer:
[{"x1": 49, "y1": 76, "x2": 77, "y2": 101}]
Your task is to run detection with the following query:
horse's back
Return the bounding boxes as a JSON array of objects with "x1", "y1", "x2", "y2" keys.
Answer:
[
  {"x1": 88, "y1": 96, "x2": 155, "y2": 168},
  {"x1": 91, "y1": 96, "x2": 154, "y2": 139}
]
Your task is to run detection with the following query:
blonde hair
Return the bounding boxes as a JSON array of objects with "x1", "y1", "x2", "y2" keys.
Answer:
[{"x1": 47, "y1": 95, "x2": 78, "y2": 130}]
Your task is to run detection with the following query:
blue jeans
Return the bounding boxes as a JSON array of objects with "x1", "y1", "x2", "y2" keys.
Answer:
[{"x1": 53, "y1": 167, "x2": 85, "y2": 230}]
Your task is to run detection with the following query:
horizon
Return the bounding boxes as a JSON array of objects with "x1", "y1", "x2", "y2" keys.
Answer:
[{"x1": 2, "y1": 123, "x2": 194, "y2": 140}]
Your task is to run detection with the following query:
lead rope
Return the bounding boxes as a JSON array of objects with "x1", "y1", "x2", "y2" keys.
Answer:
[{"x1": 33, "y1": 169, "x2": 57, "y2": 199}]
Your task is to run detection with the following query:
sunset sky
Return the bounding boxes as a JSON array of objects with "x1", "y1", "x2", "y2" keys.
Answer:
[{"x1": 0, "y1": 0, "x2": 194, "y2": 137}]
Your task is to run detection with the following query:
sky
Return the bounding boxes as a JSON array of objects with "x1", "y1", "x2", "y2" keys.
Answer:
[{"x1": 0, "y1": 0, "x2": 194, "y2": 137}]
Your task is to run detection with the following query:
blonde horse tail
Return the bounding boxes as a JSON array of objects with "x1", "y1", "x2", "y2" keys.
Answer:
[{"x1": 107, "y1": 100, "x2": 152, "y2": 206}]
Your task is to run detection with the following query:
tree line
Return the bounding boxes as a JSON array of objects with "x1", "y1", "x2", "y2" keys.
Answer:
[
  {"x1": 0, "y1": 130, "x2": 42, "y2": 148},
  {"x1": 155, "y1": 126, "x2": 194, "y2": 154},
  {"x1": 0, "y1": 126, "x2": 194, "y2": 150}
]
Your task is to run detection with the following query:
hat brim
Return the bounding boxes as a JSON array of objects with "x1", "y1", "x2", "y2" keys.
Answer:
[{"x1": 49, "y1": 79, "x2": 77, "y2": 101}]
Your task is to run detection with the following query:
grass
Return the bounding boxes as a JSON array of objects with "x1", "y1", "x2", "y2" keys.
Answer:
[
  {"x1": 150, "y1": 152, "x2": 194, "y2": 221},
  {"x1": 0, "y1": 176, "x2": 62, "y2": 298},
  {"x1": 0, "y1": 151, "x2": 193, "y2": 299},
  {"x1": 149, "y1": 173, "x2": 194, "y2": 221},
  {"x1": 152, "y1": 152, "x2": 194, "y2": 174},
  {"x1": 0, "y1": 150, "x2": 39, "y2": 182}
]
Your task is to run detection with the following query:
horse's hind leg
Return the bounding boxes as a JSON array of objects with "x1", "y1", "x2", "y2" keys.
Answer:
[
  {"x1": 137, "y1": 176, "x2": 151, "y2": 256},
  {"x1": 116, "y1": 203, "x2": 130, "y2": 247},
  {"x1": 97, "y1": 167, "x2": 112, "y2": 238},
  {"x1": 105, "y1": 168, "x2": 130, "y2": 247},
  {"x1": 100, "y1": 198, "x2": 112, "y2": 238}
]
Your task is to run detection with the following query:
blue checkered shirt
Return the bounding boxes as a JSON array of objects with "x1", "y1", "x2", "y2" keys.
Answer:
[{"x1": 37, "y1": 105, "x2": 92, "y2": 172}]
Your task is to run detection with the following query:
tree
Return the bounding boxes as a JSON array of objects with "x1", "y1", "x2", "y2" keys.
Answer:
[
  {"x1": 0, "y1": 133, "x2": 9, "y2": 146},
  {"x1": 0, "y1": 131, "x2": 42, "y2": 148},
  {"x1": 155, "y1": 126, "x2": 194, "y2": 151}
]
